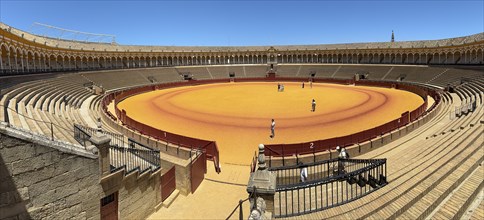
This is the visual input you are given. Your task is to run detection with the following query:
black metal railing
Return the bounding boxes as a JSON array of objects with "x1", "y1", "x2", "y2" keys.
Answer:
[
  {"x1": 74, "y1": 123, "x2": 125, "y2": 147},
  {"x1": 74, "y1": 124, "x2": 91, "y2": 146},
  {"x1": 74, "y1": 124, "x2": 161, "y2": 174},
  {"x1": 109, "y1": 145, "x2": 160, "y2": 174},
  {"x1": 127, "y1": 138, "x2": 161, "y2": 167},
  {"x1": 226, "y1": 186, "x2": 258, "y2": 220},
  {"x1": 271, "y1": 158, "x2": 387, "y2": 218}
]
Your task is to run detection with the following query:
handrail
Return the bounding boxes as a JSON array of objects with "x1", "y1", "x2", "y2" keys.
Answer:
[
  {"x1": 2, "y1": 104, "x2": 74, "y2": 132},
  {"x1": 275, "y1": 159, "x2": 386, "y2": 190},
  {"x1": 74, "y1": 123, "x2": 161, "y2": 174},
  {"x1": 74, "y1": 123, "x2": 124, "y2": 147},
  {"x1": 273, "y1": 158, "x2": 388, "y2": 218},
  {"x1": 225, "y1": 186, "x2": 257, "y2": 220}
]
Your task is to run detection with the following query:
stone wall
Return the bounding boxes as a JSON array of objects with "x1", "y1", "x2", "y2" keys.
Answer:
[
  {"x1": 160, "y1": 157, "x2": 191, "y2": 195},
  {"x1": 1, "y1": 124, "x2": 163, "y2": 220},
  {"x1": 0, "y1": 129, "x2": 103, "y2": 220},
  {"x1": 117, "y1": 170, "x2": 161, "y2": 220}
]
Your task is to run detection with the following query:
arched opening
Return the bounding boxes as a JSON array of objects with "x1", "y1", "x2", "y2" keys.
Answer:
[
  {"x1": 476, "y1": 49, "x2": 483, "y2": 64},
  {"x1": 0, "y1": 44, "x2": 9, "y2": 74},
  {"x1": 262, "y1": 55, "x2": 268, "y2": 64},
  {"x1": 39, "y1": 53, "x2": 45, "y2": 72},
  {"x1": 389, "y1": 53, "x2": 394, "y2": 64},
  {"x1": 121, "y1": 57, "x2": 128, "y2": 68},
  {"x1": 56, "y1": 55, "x2": 63, "y2": 70},
  {"x1": 333, "y1": 54, "x2": 338, "y2": 63},
  {"x1": 25, "y1": 51, "x2": 33, "y2": 72},
  {"x1": 48, "y1": 54, "x2": 56, "y2": 70},
  {"x1": 341, "y1": 54, "x2": 347, "y2": 63},
  {"x1": 113, "y1": 57, "x2": 119, "y2": 68},
  {"x1": 94, "y1": 57, "x2": 100, "y2": 69},
  {"x1": 156, "y1": 56, "x2": 161, "y2": 66},
  {"x1": 445, "y1": 52, "x2": 452, "y2": 64},
  {"x1": 416, "y1": 53, "x2": 422, "y2": 64},
  {"x1": 395, "y1": 54, "x2": 402, "y2": 64},
  {"x1": 133, "y1": 57, "x2": 139, "y2": 68},
  {"x1": 407, "y1": 53, "x2": 413, "y2": 64},
  {"x1": 64, "y1": 56, "x2": 70, "y2": 70},
  {"x1": 33, "y1": 52, "x2": 40, "y2": 72},
  {"x1": 167, "y1": 57, "x2": 172, "y2": 66},
  {"x1": 8, "y1": 46, "x2": 16, "y2": 73},
  {"x1": 16, "y1": 48, "x2": 24, "y2": 73},
  {"x1": 126, "y1": 57, "x2": 132, "y2": 68},
  {"x1": 85, "y1": 56, "x2": 91, "y2": 69},
  {"x1": 432, "y1": 53, "x2": 439, "y2": 64},
  {"x1": 99, "y1": 57, "x2": 105, "y2": 69},
  {"x1": 439, "y1": 52, "x2": 446, "y2": 64},
  {"x1": 377, "y1": 54, "x2": 384, "y2": 64},
  {"x1": 74, "y1": 56, "x2": 81, "y2": 69},
  {"x1": 357, "y1": 54, "x2": 362, "y2": 64},
  {"x1": 453, "y1": 52, "x2": 461, "y2": 64}
]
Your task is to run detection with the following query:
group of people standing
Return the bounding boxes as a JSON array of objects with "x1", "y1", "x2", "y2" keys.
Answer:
[
  {"x1": 269, "y1": 101, "x2": 316, "y2": 138},
  {"x1": 301, "y1": 80, "x2": 313, "y2": 89},
  {"x1": 300, "y1": 146, "x2": 350, "y2": 183},
  {"x1": 270, "y1": 81, "x2": 317, "y2": 139},
  {"x1": 277, "y1": 83, "x2": 285, "y2": 92}
]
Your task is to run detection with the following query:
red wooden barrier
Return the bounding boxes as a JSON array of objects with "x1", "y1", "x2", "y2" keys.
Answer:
[
  {"x1": 101, "y1": 77, "x2": 438, "y2": 160},
  {"x1": 161, "y1": 166, "x2": 176, "y2": 202},
  {"x1": 263, "y1": 79, "x2": 436, "y2": 157},
  {"x1": 190, "y1": 151, "x2": 206, "y2": 193}
]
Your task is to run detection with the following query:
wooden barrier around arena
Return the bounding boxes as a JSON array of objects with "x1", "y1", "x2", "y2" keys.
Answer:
[
  {"x1": 101, "y1": 77, "x2": 441, "y2": 170},
  {"x1": 263, "y1": 79, "x2": 439, "y2": 158}
]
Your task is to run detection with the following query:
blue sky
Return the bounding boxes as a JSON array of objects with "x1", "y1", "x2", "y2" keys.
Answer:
[{"x1": 1, "y1": 0, "x2": 483, "y2": 46}]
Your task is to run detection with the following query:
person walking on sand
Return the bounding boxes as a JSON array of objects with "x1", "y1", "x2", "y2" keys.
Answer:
[
  {"x1": 270, "y1": 119, "x2": 276, "y2": 138},
  {"x1": 311, "y1": 99, "x2": 316, "y2": 112}
]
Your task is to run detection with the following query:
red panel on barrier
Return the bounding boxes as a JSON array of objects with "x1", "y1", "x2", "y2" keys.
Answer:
[
  {"x1": 161, "y1": 166, "x2": 176, "y2": 202},
  {"x1": 190, "y1": 152, "x2": 206, "y2": 193}
]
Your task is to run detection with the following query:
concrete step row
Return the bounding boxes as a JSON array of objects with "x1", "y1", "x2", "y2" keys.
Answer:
[
  {"x1": 293, "y1": 123, "x2": 482, "y2": 219},
  {"x1": 431, "y1": 165, "x2": 484, "y2": 220}
]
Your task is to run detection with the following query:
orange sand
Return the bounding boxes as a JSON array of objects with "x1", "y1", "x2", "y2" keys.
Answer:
[{"x1": 117, "y1": 82, "x2": 423, "y2": 165}]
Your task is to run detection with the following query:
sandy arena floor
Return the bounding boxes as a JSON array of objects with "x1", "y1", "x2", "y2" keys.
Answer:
[{"x1": 117, "y1": 82, "x2": 423, "y2": 165}]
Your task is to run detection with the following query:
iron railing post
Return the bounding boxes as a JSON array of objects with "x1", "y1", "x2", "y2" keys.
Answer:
[
  {"x1": 238, "y1": 199, "x2": 243, "y2": 220},
  {"x1": 50, "y1": 122, "x2": 54, "y2": 140}
]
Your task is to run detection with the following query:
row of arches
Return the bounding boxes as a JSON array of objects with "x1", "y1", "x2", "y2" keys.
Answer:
[{"x1": 1, "y1": 42, "x2": 483, "y2": 75}]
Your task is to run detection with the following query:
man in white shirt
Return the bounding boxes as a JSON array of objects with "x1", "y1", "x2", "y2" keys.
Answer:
[
  {"x1": 270, "y1": 119, "x2": 275, "y2": 138},
  {"x1": 311, "y1": 99, "x2": 316, "y2": 112},
  {"x1": 300, "y1": 163, "x2": 308, "y2": 182}
]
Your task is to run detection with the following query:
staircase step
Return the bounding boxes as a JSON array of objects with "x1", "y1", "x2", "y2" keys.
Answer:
[{"x1": 162, "y1": 189, "x2": 180, "y2": 208}]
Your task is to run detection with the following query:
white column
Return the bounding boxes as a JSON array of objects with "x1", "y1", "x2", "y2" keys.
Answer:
[
  {"x1": 26, "y1": 56, "x2": 30, "y2": 72},
  {"x1": 0, "y1": 53, "x2": 3, "y2": 72},
  {"x1": 32, "y1": 57, "x2": 37, "y2": 71},
  {"x1": 21, "y1": 55, "x2": 26, "y2": 72},
  {"x1": 13, "y1": 55, "x2": 18, "y2": 72}
]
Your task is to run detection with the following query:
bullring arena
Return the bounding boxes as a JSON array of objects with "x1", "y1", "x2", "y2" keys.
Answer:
[
  {"x1": 0, "y1": 20, "x2": 483, "y2": 220},
  {"x1": 117, "y1": 81, "x2": 424, "y2": 164}
]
